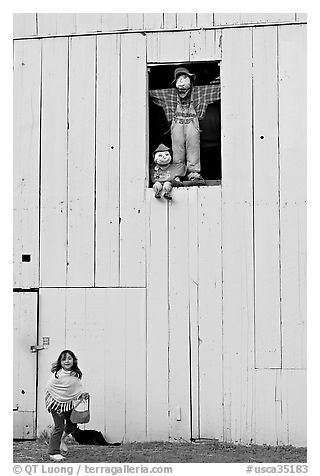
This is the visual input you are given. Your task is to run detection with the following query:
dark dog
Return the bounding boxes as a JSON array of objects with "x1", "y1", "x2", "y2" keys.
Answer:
[{"x1": 72, "y1": 428, "x2": 121, "y2": 446}]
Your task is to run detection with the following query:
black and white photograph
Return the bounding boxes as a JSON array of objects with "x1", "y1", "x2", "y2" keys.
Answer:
[{"x1": 10, "y1": 7, "x2": 311, "y2": 474}]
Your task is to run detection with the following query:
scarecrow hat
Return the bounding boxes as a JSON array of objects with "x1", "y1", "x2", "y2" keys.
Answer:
[{"x1": 172, "y1": 67, "x2": 196, "y2": 85}]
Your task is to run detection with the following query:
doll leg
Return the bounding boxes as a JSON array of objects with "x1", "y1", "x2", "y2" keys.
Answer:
[
  {"x1": 153, "y1": 182, "x2": 163, "y2": 198},
  {"x1": 163, "y1": 181, "x2": 173, "y2": 200}
]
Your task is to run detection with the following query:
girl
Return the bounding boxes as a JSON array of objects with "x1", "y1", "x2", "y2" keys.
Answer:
[{"x1": 45, "y1": 350, "x2": 89, "y2": 461}]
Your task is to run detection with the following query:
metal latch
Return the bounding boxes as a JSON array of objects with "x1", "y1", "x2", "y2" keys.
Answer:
[{"x1": 30, "y1": 337, "x2": 50, "y2": 353}]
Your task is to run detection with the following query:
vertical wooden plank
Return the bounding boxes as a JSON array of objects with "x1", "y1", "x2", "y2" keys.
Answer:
[
  {"x1": 75, "y1": 13, "x2": 102, "y2": 33},
  {"x1": 254, "y1": 370, "x2": 282, "y2": 444},
  {"x1": 104, "y1": 289, "x2": 126, "y2": 442},
  {"x1": 196, "y1": 13, "x2": 214, "y2": 28},
  {"x1": 127, "y1": 13, "x2": 144, "y2": 30},
  {"x1": 56, "y1": 13, "x2": 76, "y2": 35},
  {"x1": 190, "y1": 30, "x2": 206, "y2": 61},
  {"x1": 13, "y1": 39, "x2": 41, "y2": 288},
  {"x1": 168, "y1": 189, "x2": 190, "y2": 440},
  {"x1": 278, "y1": 24, "x2": 307, "y2": 369},
  {"x1": 253, "y1": 26, "x2": 281, "y2": 368},
  {"x1": 13, "y1": 293, "x2": 37, "y2": 412},
  {"x1": 163, "y1": 13, "x2": 177, "y2": 29},
  {"x1": 67, "y1": 36, "x2": 96, "y2": 286},
  {"x1": 13, "y1": 292, "x2": 38, "y2": 438},
  {"x1": 221, "y1": 27, "x2": 255, "y2": 443},
  {"x1": 40, "y1": 37, "x2": 68, "y2": 287},
  {"x1": 188, "y1": 187, "x2": 199, "y2": 440},
  {"x1": 75, "y1": 290, "x2": 107, "y2": 433},
  {"x1": 143, "y1": 13, "x2": 164, "y2": 30},
  {"x1": 125, "y1": 289, "x2": 147, "y2": 441},
  {"x1": 146, "y1": 190, "x2": 169, "y2": 441},
  {"x1": 214, "y1": 13, "x2": 241, "y2": 26},
  {"x1": 190, "y1": 29, "x2": 222, "y2": 61},
  {"x1": 198, "y1": 187, "x2": 223, "y2": 440},
  {"x1": 37, "y1": 14, "x2": 58, "y2": 36},
  {"x1": 146, "y1": 33, "x2": 160, "y2": 63},
  {"x1": 177, "y1": 13, "x2": 196, "y2": 29},
  {"x1": 104, "y1": 288, "x2": 147, "y2": 442},
  {"x1": 13, "y1": 13, "x2": 37, "y2": 37},
  {"x1": 281, "y1": 370, "x2": 307, "y2": 446},
  {"x1": 240, "y1": 14, "x2": 296, "y2": 24},
  {"x1": 95, "y1": 35, "x2": 120, "y2": 286},
  {"x1": 158, "y1": 31, "x2": 190, "y2": 62},
  {"x1": 101, "y1": 13, "x2": 128, "y2": 32},
  {"x1": 37, "y1": 289, "x2": 67, "y2": 434},
  {"x1": 212, "y1": 29, "x2": 223, "y2": 60},
  {"x1": 296, "y1": 13, "x2": 307, "y2": 22},
  {"x1": 119, "y1": 33, "x2": 147, "y2": 286}
]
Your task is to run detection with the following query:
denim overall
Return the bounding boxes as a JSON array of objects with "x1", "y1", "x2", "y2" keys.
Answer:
[{"x1": 171, "y1": 94, "x2": 201, "y2": 179}]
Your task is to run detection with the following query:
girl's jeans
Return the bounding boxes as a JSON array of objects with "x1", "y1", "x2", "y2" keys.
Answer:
[{"x1": 48, "y1": 410, "x2": 77, "y2": 455}]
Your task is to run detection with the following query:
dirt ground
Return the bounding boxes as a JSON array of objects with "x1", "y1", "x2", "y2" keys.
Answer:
[{"x1": 13, "y1": 439, "x2": 307, "y2": 464}]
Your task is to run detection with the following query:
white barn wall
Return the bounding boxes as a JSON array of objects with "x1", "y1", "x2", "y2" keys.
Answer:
[
  {"x1": 13, "y1": 13, "x2": 306, "y2": 38},
  {"x1": 13, "y1": 15, "x2": 307, "y2": 446}
]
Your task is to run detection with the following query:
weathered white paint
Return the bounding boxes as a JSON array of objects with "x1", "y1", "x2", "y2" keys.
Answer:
[
  {"x1": 127, "y1": 13, "x2": 144, "y2": 30},
  {"x1": 278, "y1": 24, "x2": 307, "y2": 370},
  {"x1": 188, "y1": 187, "x2": 199, "y2": 440},
  {"x1": 253, "y1": 26, "x2": 281, "y2": 368},
  {"x1": 37, "y1": 13, "x2": 58, "y2": 36},
  {"x1": 147, "y1": 30, "x2": 190, "y2": 63},
  {"x1": 163, "y1": 13, "x2": 177, "y2": 29},
  {"x1": 13, "y1": 39, "x2": 41, "y2": 289},
  {"x1": 168, "y1": 189, "x2": 191, "y2": 440},
  {"x1": 67, "y1": 36, "x2": 96, "y2": 286},
  {"x1": 146, "y1": 191, "x2": 169, "y2": 441},
  {"x1": 197, "y1": 186, "x2": 223, "y2": 440},
  {"x1": 100, "y1": 13, "x2": 128, "y2": 32},
  {"x1": 13, "y1": 13, "x2": 307, "y2": 39},
  {"x1": 119, "y1": 34, "x2": 147, "y2": 287},
  {"x1": 13, "y1": 19, "x2": 307, "y2": 446},
  {"x1": 95, "y1": 34, "x2": 121, "y2": 286},
  {"x1": 240, "y1": 13, "x2": 296, "y2": 24},
  {"x1": 221, "y1": 27, "x2": 255, "y2": 443},
  {"x1": 177, "y1": 13, "x2": 196, "y2": 30},
  {"x1": 189, "y1": 29, "x2": 222, "y2": 61},
  {"x1": 75, "y1": 13, "x2": 102, "y2": 33},
  {"x1": 143, "y1": 13, "x2": 164, "y2": 30},
  {"x1": 13, "y1": 292, "x2": 38, "y2": 439},
  {"x1": 13, "y1": 13, "x2": 37, "y2": 37},
  {"x1": 196, "y1": 13, "x2": 214, "y2": 28},
  {"x1": 40, "y1": 37, "x2": 69, "y2": 287}
]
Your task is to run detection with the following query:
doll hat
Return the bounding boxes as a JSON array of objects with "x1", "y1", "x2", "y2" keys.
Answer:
[
  {"x1": 172, "y1": 67, "x2": 196, "y2": 85},
  {"x1": 152, "y1": 143, "x2": 171, "y2": 157}
]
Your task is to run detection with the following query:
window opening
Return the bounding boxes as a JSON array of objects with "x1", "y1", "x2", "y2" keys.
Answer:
[{"x1": 148, "y1": 62, "x2": 221, "y2": 188}]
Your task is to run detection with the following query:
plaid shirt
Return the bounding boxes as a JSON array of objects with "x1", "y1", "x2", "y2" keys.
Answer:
[{"x1": 150, "y1": 80, "x2": 220, "y2": 122}]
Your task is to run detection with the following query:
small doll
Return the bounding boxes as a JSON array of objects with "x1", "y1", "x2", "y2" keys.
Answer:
[{"x1": 150, "y1": 144, "x2": 186, "y2": 200}]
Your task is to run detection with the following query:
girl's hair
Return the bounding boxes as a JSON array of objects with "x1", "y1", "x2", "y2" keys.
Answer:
[{"x1": 51, "y1": 349, "x2": 83, "y2": 379}]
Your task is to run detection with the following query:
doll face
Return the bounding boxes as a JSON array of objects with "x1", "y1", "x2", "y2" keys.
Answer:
[
  {"x1": 175, "y1": 74, "x2": 191, "y2": 95},
  {"x1": 154, "y1": 150, "x2": 172, "y2": 166}
]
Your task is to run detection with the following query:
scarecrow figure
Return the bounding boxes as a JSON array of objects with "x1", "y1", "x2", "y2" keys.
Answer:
[
  {"x1": 150, "y1": 143, "x2": 186, "y2": 200},
  {"x1": 150, "y1": 67, "x2": 220, "y2": 184}
]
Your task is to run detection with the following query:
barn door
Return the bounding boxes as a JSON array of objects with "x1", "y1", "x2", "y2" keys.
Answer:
[{"x1": 13, "y1": 291, "x2": 38, "y2": 439}]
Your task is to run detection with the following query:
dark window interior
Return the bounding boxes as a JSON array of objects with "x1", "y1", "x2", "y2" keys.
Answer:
[{"x1": 148, "y1": 62, "x2": 221, "y2": 184}]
